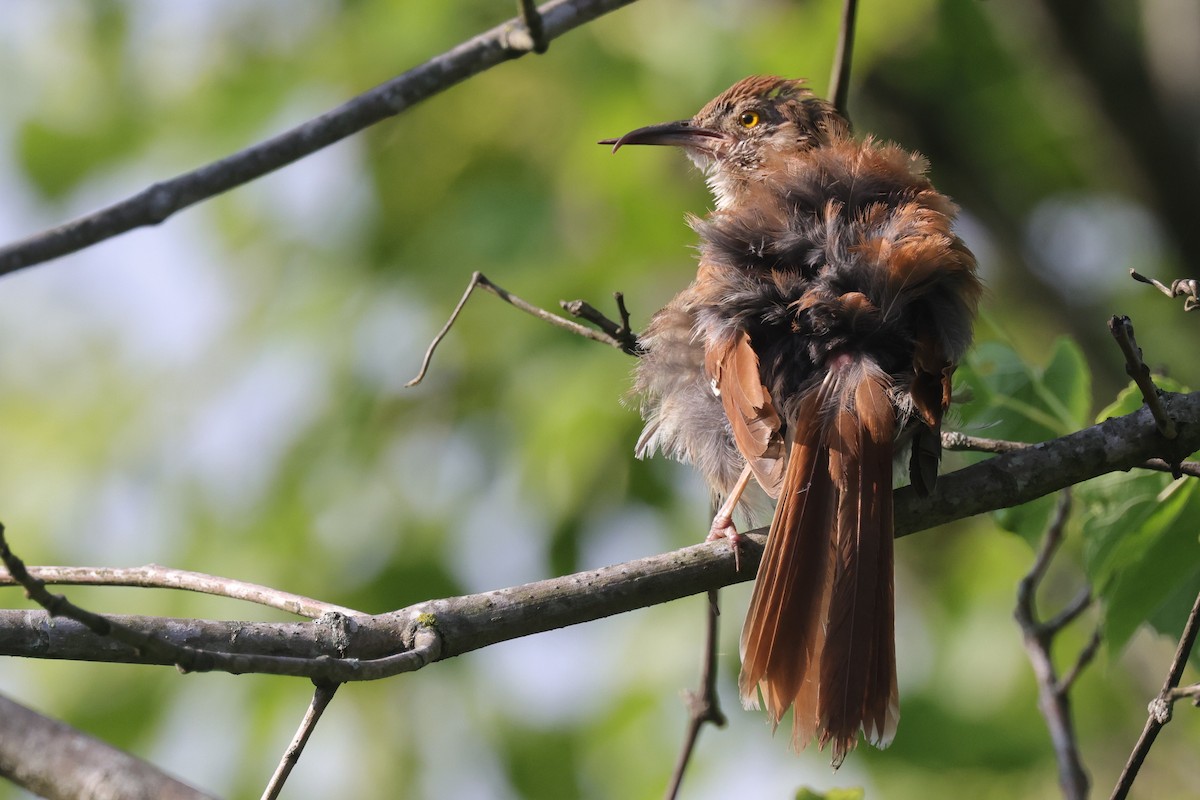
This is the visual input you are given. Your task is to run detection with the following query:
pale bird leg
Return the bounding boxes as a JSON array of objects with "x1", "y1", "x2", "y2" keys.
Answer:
[{"x1": 706, "y1": 462, "x2": 755, "y2": 571}]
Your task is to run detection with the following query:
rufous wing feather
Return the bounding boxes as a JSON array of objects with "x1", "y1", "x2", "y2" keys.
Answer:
[{"x1": 706, "y1": 331, "x2": 786, "y2": 497}]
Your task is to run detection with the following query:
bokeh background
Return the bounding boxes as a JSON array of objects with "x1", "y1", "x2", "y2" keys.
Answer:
[{"x1": 1, "y1": 1, "x2": 1198, "y2": 798}]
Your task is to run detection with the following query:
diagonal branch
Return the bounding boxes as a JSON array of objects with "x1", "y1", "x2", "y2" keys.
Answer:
[
  {"x1": 1109, "y1": 586, "x2": 1200, "y2": 800},
  {"x1": 1109, "y1": 315, "x2": 1177, "y2": 441},
  {"x1": 2, "y1": 390, "x2": 1199, "y2": 676},
  {"x1": 261, "y1": 683, "x2": 340, "y2": 800},
  {"x1": 0, "y1": 0, "x2": 639, "y2": 276},
  {"x1": 0, "y1": 692, "x2": 216, "y2": 800}
]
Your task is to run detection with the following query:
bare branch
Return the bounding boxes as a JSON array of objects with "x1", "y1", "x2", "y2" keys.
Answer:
[
  {"x1": 1109, "y1": 315, "x2": 1177, "y2": 441},
  {"x1": 0, "y1": 0, "x2": 638, "y2": 276},
  {"x1": 1013, "y1": 491, "x2": 1092, "y2": 800},
  {"x1": 2, "y1": 390, "x2": 1200, "y2": 676},
  {"x1": 1130, "y1": 270, "x2": 1199, "y2": 312},
  {"x1": 944, "y1": 433, "x2": 1199, "y2": 478},
  {"x1": 561, "y1": 292, "x2": 642, "y2": 354},
  {"x1": 0, "y1": 692, "x2": 216, "y2": 799},
  {"x1": 0, "y1": 564, "x2": 358, "y2": 619},
  {"x1": 406, "y1": 271, "x2": 631, "y2": 387},
  {"x1": 1057, "y1": 627, "x2": 1102, "y2": 695},
  {"x1": 1141, "y1": 458, "x2": 1200, "y2": 479},
  {"x1": 0, "y1": 522, "x2": 440, "y2": 681},
  {"x1": 1110, "y1": 587, "x2": 1200, "y2": 800},
  {"x1": 261, "y1": 683, "x2": 340, "y2": 800},
  {"x1": 664, "y1": 591, "x2": 727, "y2": 800},
  {"x1": 941, "y1": 432, "x2": 1033, "y2": 454},
  {"x1": 897, "y1": 390, "x2": 1200, "y2": 534}
]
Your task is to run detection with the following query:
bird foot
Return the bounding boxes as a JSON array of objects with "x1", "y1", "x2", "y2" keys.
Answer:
[{"x1": 706, "y1": 514, "x2": 744, "y2": 572}]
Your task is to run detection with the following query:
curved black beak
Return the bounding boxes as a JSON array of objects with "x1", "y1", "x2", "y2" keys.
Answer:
[{"x1": 598, "y1": 120, "x2": 727, "y2": 154}]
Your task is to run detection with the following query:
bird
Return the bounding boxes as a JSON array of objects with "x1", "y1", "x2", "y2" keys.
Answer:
[{"x1": 601, "y1": 75, "x2": 982, "y2": 766}]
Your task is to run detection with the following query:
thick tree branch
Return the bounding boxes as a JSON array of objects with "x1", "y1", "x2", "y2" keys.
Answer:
[
  {"x1": 0, "y1": 692, "x2": 216, "y2": 799},
  {"x1": 2, "y1": 391, "x2": 1199, "y2": 674},
  {"x1": 0, "y1": 0, "x2": 638, "y2": 276}
]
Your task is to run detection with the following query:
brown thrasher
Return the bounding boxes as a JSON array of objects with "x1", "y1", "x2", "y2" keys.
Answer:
[{"x1": 602, "y1": 76, "x2": 981, "y2": 765}]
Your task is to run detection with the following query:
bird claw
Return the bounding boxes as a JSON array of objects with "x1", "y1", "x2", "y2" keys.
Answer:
[{"x1": 707, "y1": 515, "x2": 744, "y2": 571}]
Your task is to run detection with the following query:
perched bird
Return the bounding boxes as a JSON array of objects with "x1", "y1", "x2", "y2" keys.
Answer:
[{"x1": 602, "y1": 76, "x2": 981, "y2": 765}]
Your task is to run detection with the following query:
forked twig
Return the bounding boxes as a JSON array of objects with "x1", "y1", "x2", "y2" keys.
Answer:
[
  {"x1": 1109, "y1": 587, "x2": 1200, "y2": 800},
  {"x1": 261, "y1": 682, "x2": 341, "y2": 800},
  {"x1": 405, "y1": 271, "x2": 635, "y2": 387},
  {"x1": 664, "y1": 590, "x2": 727, "y2": 800},
  {"x1": 1013, "y1": 491, "x2": 1094, "y2": 800}
]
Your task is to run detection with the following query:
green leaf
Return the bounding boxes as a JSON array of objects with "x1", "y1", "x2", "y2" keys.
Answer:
[
  {"x1": 1084, "y1": 476, "x2": 1200, "y2": 654},
  {"x1": 795, "y1": 788, "x2": 866, "y2": 800},
  {"x1": 954, "y1": 337, "x2": 1091, "y2": 542},
  {"x1": 1095, "y1": 375, "x2": 1189, "y2": 423},
  {"x1": 956, "y1": 337, "x2": 1090, "y2": 440}
]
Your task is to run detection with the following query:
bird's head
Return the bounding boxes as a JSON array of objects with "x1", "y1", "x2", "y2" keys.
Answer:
[{"x1": 601, "y1": 76, "x2": 847, "y2": 208}]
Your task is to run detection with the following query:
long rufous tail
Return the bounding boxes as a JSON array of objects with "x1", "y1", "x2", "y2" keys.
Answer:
[{"x1": 738, "y1": 359, "x2": 898, "y2": 767}]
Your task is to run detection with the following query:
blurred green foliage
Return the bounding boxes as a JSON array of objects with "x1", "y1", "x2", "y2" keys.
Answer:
[{"x1": 0, "y1": 1, "x2": 1198, "y2": 799}]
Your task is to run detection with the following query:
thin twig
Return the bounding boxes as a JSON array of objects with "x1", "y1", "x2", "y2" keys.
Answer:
[
  {"x1": 1013, "y1": 491, "x2": 1092, "y2": 800},
  {"x1": 941, "y1": 431, "x2": 1033, "y2": 454},
  {"x1": 664, "y1": 590, "x2": 727, "y2": 800},
  {"x1": 1043, "y1": 586, "x2": 1093, "y2": 636},
  {"x1": 0, "y1": 0, "x2": 638, "y2": 276},
  {"x1": 828, "y1": 0, "x2": 859, "y2": 120},
  {"x1": 261, "y1": 683, "x2": 340, "y2": 800},
  {"x1": 1168, "y1": 683, "x2": 1200, "y2": 703},
  {"x1": 1108, "y1": 315, "x2": 1177, "y2": 441},
  {"x1": 1142, "y1": 458, "x2": 1200, "y2": 479},
  {"x1": 1109, "y1": 587, "x2": 1200, "y2": 800},
  {"x1": 1130, "y1": 270, "x2": 1199, "y2": 312},
  {"x1": 1057, "y1": 627, "x2": 1102, "y2": 695},
  {"x1": 0, "y1": 564, "x2": 358, "y2": 618},
  {"x1": 405, "y1": 271, "x2": 630, "y2": 386},
  {"x1": 560, "y1": 293, "x2": 642, "y2": 354},
  {"x1": 514, "y1": 0, "x2": 550, "y2": 53}
]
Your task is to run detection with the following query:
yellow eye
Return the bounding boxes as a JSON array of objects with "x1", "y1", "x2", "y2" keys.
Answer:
[{"x1": 739, "y1": 110, "x2": 760, "y2": 128}]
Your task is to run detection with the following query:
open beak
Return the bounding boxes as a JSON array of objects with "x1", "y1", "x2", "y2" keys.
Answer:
[{"x1": 599, "y1": 120, "x2": 728, "y2": 154}]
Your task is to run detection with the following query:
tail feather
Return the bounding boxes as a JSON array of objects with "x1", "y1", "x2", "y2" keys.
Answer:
[
  {"x1": 818, "y1": 368, "x2": 897, "y2": 765},
  {"x1": 739, "y1": 362, "x2": 899, "y2": 765},
  {"x1": 739, "y1": 385, "x2": 834, "y2": 726}
]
